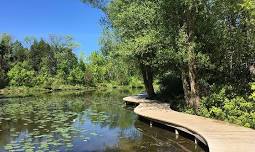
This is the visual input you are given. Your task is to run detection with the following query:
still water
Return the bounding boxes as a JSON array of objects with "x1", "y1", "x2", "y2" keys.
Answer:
[{"x1": 0, "y1": 90, "x2": 205, "y2": 152}]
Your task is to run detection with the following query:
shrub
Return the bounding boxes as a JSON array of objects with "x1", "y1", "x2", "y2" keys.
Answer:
[
  {"x1": 209, "y1": 106, "x2": 225, "y2": 120},
  {"x1": 199, "y1": 85, "x2": 255, "y2": 128},
  {"x1": 250, "y1": 82, "x2": 255, "y2": 101},
  {"x1": 67, "y1": 66, "x2": 84, "y2": 84},
  {"x1": 36, "y1": 71, "x2": 50, "y2": 86},
  {"x1": 7, "y1": 61, "x2": 36, "y2": 87}
]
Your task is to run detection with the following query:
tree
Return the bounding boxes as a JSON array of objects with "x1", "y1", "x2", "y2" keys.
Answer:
[
  {"x1": 67, "y1": 66, "x2": 85, "y2": 84},
  {"x1": 7, "y1": 61, "x2": 36, "y2": 86},
  {"x1": 87, "y1": 51, "x2": 107, "y2": 83},
  {"x1": 0, "y1": 34, "x2": 86, "y2": 87},
  {"x1": 0, "y1": 34, "x2": 12, "y2": 71},
  {"x1": 157, "y1": 0, "x2": 209, "y2": 109},
  {"x1": 105, "y1": 0, "x2": 164, "y2": 98},
  {"x1": 213, "y1": 0, "x2": 255, "y2": 86},
  {"x1": 12, "y1": 41, "x2": 28, "y2": 62},
  {"x1": 29, "y1": 39, "x2": 51, "y2": 72},
  {"x1": 0, "y1": 34, "x2": 13, "y2": 87},
  {"x1": 159, "y1": 0, "x2": 255, "y2": 109}
]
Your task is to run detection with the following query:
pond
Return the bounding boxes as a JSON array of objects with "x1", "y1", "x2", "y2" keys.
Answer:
[{"x1": 0, "y1": 89, "x2": 205, "y2": 152}]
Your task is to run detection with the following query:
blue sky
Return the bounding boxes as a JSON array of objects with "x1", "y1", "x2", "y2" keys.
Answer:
[{"x1": 0, "y1": 0, "x2": 104, "y2": 56}]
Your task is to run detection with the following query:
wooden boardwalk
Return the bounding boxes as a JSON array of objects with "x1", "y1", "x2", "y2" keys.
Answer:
[{"x1": 123, "y1": 96, "x2": 255, "y2": 152}]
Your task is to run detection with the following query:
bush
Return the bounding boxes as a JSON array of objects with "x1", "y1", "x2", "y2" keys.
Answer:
[
  {"x1": 40, "y1": 73, "x2": 65, "y2": 90},
  {"x1": 250, "y1": 82, "x2": 255, "y2": 101},
  {"x1": 36, "y1": 71, "x2": 50, "y2": 86},
  {"x1": 7, "y1": 61, "x2": 36, "y2": 87},
  {"x1": 199, "y1": 85, "x2": 255, "y2": 128},
  {"x1": 67, "y1": 66, "x2": 84, "y2": 85}
]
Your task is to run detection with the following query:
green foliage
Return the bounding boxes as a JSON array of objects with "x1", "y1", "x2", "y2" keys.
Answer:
[
  {"x1": 7, "y1": 61, "x2": 36, "y2": 86},
  {"x1": 84, "y1": 0, "x2": 255, "y2": 103},
  {"x1": 87, "y1": 52, "x2": 107, "y2": 83},
  {"x1": 1, "y1": 34, "x2": 131, "y2": 89},
  {"x1": 12, "y1": 40, "x2": 28, "y2": 62},
  {"x1": 2, "y1": 32, "x2": 140, "y2": 89},
  {"x1": 109, "y1": 0, "x2": 160, "y2": 67},
  {"x1": 0, "y1": 34, "x2": 83, "y2": 88},
  {"x1": 128, "y1": 76, "x2": 143, "y2": 89},
  {"x1": 67, "y1": 66, "x2": 85, "y2": 84},
  {"x1": 250, "y1": 82, "x2": 255, "y2": 101},
  {"x1": 199, "y1": 86, "x2": 255, "y2": 128}
]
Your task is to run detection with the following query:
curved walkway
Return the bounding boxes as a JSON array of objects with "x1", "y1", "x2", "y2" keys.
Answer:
[{"x1": 123, "y1": 96, "x2": 255, "y2": 152}]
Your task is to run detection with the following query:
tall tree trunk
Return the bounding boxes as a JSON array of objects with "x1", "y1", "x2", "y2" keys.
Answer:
[
  {"x1": 140, "y1": 63, "x2": 155, "y2": 99},
  {"x1": 181, "y1": 68, "x2": 191, "y2": 105},
  {"x1": 186, "y1": 7, "x2": 200, "y2": 111},
  {"x1": 188, "y1": 54, "x2": 200, "y2": 110}
]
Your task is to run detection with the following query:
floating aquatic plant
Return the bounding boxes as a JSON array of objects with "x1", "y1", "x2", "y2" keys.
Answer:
[{"x1": 0, "y1": 91, "x2": 143, "y2": 152}]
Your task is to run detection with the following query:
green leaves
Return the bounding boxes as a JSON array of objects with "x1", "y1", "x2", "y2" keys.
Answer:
[
  {"x1": 241, "y1": 0, "x2": 255, "y2": 15},
  {"x1": 7, "y1": 61, "x2": 36, "y2": 86},
  {"x1": 199, "y1": 85, "x2": 255, "y2": 128},
  {"x1": 250, "y1": 82, "x2": 255, "y2": 101},
  {"x1": 107, "y1": 0, "x2": 162, "y2": 65},
  {"x1": 67, "y1": 66, "x2": 85, "y2": 84}
]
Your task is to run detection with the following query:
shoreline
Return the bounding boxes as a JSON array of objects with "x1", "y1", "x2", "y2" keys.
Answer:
[{"x1": 0, "y1": 86, "x2": 96, "y2": 98}]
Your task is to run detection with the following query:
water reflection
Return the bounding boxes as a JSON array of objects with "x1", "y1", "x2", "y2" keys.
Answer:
[{"x1": 0, "y1": 89, "x2": 204, "y2": 152}]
